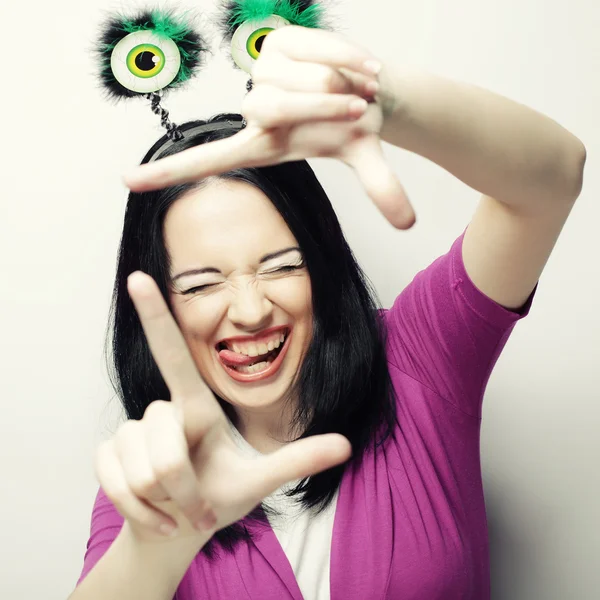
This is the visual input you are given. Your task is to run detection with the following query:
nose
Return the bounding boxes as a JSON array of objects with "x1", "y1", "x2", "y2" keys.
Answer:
[{"x1": 226, "y1": 282, "x2": 273, "y2": 331}]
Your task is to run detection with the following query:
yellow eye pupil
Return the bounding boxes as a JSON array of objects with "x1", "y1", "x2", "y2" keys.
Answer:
[
  {"x1": 247, "y1": 27, "x2": 274, "y2": 59},
  {"x1": 126, "y1": 44, "x2": 166, "y2": 78}
]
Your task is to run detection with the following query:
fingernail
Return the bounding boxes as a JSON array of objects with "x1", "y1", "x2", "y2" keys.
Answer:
[
  {"x1": 159, "y1": 523, "x2": 178, "y2": 537},
  {"x1": 365, "y1": 80, "x2": 380, "y2": 95},
  {"x1": 364, "y1": 60, "x2": 382, "y2": 75},
  {"x1": 349, "y1": 98, "x2": 368, "y2": 117}
]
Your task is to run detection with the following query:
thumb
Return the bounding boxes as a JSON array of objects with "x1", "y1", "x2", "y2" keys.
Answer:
[
  {"x1": 252, "y1": 434, "x2": 352, "y2": 498},
  {"x1": 347, "y1": 137, "x2": 416, "y2": 230}
]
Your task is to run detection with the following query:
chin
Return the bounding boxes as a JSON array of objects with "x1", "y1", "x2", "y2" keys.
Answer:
[{"x1": 219, "y1": 376, "x2": 296, "y2": 411}]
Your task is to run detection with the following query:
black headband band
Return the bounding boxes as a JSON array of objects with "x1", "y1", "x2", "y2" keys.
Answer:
[{"x1": 146, "y1": 118, "x2": 246, "y2": 163}]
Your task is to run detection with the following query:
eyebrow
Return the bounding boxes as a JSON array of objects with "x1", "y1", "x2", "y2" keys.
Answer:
[{"x1": 171, "y1": 246, "x2": 302, "y2": 283}]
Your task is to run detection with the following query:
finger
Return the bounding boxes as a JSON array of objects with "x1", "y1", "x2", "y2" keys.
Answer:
[
  {"x1": 253, "y1": 56, "x2": 378, "y2": 98},
  {"x1": 95, "y1": 439, "x2": 178, "y2": 536},
  {"x1": 253, "y1": 56, "x2": 356, "y2": 95},
  {"x1": 338, "y1": 67, "x2": 381, "y2": 99},
  {"x1": 244, "y1": 86, "x2": 369, "y2": 128},
  {"x1": 263, "y1": 26, "x2": 383, "y2": 78},
  {"x1": 346, "y1": 137, "x2": 416, "y2": 230},
  {"x1": 124, "y1": 126, "x2": 278, "y2": 192},
  {"x1": 127, "y1": 272, "x2": 214, "y2": 404},
  {"x1": 251, "y1": 434, "x2": 352, "y2": 500},
  {"x1": 144, "y1": 401, "x2": 214, "y2": 529},
  {"x1": 114, "y1": 419, "x2": 171, "y2": 504}
]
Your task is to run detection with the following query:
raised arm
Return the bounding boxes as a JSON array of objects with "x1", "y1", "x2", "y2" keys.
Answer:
[
  {"x1": 378, "y1": 67, "x2": 586, "y2": 308},
  {"x1": 123, "y1": 26, "x2": 586, "y2": 310}
]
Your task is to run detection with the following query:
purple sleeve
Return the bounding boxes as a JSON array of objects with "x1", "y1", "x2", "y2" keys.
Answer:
[
  {"x1": 75, "y1": 487, "x2": 124, "y2": 586},
  {"x1": 384, "y1": 231, "x2": 536, "y2": 419}
]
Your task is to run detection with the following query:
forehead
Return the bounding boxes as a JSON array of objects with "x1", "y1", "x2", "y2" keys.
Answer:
[{"x1": 164, "y1": 178, "x2": 299, "y2": 268}]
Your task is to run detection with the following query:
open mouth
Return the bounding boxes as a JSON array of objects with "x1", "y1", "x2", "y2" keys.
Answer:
[{"x1": 216, "y1": 327, "x2": 291, "y2": 382}]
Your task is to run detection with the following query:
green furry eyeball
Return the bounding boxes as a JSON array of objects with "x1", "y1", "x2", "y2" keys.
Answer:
[
  {"x1": 96, "y1": 10, "x2": 209, "y2": 99},
  {"x1": 218, "y1": 0, "x2": 328, "y2": 73}
]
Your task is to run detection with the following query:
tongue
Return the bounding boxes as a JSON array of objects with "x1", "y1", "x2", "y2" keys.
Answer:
[{"x1": 219, "y1": 348, "x2": 268, "y2": 367}]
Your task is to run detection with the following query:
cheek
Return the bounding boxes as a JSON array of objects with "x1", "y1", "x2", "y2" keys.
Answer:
[
  {"x1": 172, "y1": 297, "x2": 224, "y2": 349},
  {"x1": 267, "y1": 276, "x2": 313, "y2": 320},
  {"x1": 171, "y1": 300, "x2": 223, "y2": 388}
]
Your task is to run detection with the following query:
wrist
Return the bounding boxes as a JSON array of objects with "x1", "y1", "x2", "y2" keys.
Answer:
[
  {"x1": 377, "y1": 65, "x2": 436, "y2": 150},
  {"x1": 376, "y1": 62, "x2": 408, "y2": 123},
  {"x1": 120, "y1": 521, "x2": 213, "y2": 583}
]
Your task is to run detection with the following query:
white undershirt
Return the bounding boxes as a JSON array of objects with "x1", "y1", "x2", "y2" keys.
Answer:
[{"x1": 226, "y1": 417, "x2": 338, "y2": 600}]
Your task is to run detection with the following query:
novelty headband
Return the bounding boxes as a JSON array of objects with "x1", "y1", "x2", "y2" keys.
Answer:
[{"x1": 95, "y1": 1, "x2": 329, "y2": 144}]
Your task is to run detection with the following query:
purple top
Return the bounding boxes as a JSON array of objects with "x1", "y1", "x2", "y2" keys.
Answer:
[{"x1": 76, "y1": 232, "x2": 534, "y2": 599}]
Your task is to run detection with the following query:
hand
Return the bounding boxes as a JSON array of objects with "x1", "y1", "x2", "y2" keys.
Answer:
[
  {"x1": 94, "y1": 271, "x2": 352, "y2": 545},
  {"x1": 125, "y1": 27, "x2": 415, "y2": 230}
]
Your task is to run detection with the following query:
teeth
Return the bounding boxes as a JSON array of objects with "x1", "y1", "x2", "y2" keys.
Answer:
[
  {"x1": 225, "y1": 331, "x2": 287, "y2": 356},
  {"x1": 236, "y1": 360, "x2": 269, "y2": 374}
]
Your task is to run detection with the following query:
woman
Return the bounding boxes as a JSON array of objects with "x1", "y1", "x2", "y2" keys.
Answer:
[{"x1": 72, "y1": 27, "x2": 586, "y2": 600}]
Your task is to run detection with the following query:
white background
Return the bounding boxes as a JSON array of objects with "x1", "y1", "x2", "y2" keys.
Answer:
[{"x1": 1, "y1": 0, "x2": 598, "y2": 598}]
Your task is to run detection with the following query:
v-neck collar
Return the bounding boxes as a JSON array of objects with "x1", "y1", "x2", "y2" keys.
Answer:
[
  {"x1": 227, "y1": 416, "x2": 342, "y2": 600},
  {"x1": 226, "y1": 416, "x2": 304, "y2": 598},
  {"x1": 244, "y1": 486, "x2": 343, "y2": 600},
  {"x1": 227, "y1": 416, "x2": 350, "y2": 600},
  {"x1": 248, "y1": 517, "x2": 306, "y2": 600}
]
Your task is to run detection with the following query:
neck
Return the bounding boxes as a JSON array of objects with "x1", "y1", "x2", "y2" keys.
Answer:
[{"x1": 231, "y1": 401, "x2": 301, "y2": 454}]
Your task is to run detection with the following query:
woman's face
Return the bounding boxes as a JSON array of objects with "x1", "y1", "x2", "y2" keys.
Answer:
[{"x1": 165, "y1": 178, "x2": 313, "y2": 415}]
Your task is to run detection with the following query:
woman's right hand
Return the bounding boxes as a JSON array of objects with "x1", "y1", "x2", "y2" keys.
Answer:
[{"x1": 94, "y1": 271, "x2": 352, "y2": 545}]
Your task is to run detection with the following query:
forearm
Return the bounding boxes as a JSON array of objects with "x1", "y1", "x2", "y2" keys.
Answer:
[
  {"x1": 378, "y1": 66, "x2": 586, "y2": 211},
  {"x1": 69, "y1": 523, "x2": 212, "y2": 600}
]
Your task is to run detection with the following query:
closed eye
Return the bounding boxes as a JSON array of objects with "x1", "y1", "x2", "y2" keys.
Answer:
[
  {"x1": 263, "y1": 263, "x2": 305, "y2": 275},
  {"x1": 183, "y1": 283, "x2": 215, "y2": 295},
  {"x1": 271, "y1": 265, "x2": 300, "y2": 273},
  {"x1": 182, "y1": 264, "x2": 304, "y2": 294}
]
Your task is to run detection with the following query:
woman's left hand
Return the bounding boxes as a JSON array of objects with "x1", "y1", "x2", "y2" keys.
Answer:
[{"x1": 125, "y1": 26, "x2": 415, "y2": 229}]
